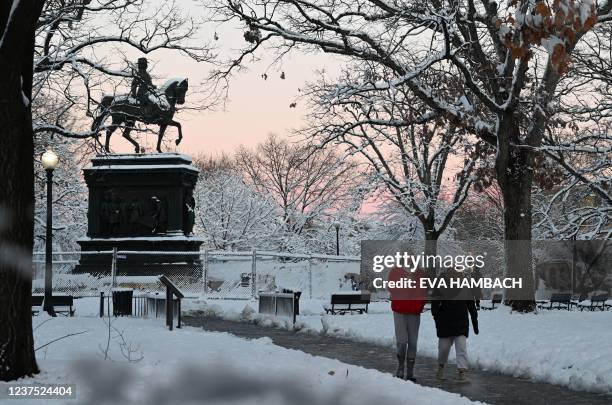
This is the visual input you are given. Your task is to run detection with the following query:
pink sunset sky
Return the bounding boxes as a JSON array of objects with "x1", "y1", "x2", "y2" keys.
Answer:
[
  {"x1": 106, "y1": 5, "x2": 339, "y2": 155},
  {"x1": 67, "y1": 1, "x2": 477, "y2": 221},
  {"x1": 98, "y1": 2, "x2": 467, "y2": 211}
]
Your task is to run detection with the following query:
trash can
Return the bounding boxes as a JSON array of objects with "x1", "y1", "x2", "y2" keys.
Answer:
[{"x1": 112, "y1": 288, "x2": 133, "y2": 316}]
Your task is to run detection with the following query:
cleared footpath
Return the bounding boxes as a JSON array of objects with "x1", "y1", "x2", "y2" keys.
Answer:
[{"x1": 184, "y1": 315, "x2": 612, "y2": 405}]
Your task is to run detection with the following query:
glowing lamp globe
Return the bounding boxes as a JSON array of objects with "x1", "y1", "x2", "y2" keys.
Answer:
[{"x1": 41, "y1": 149, "x2": 59, "y2": 170}]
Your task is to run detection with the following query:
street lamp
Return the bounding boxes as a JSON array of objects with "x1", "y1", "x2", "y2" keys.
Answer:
[
  {"x1": 41, "y1": 148, "x2": 59, "y2": 317},
  {"x1": 333, "y1": 222, "x2": 340, "y2": 256}
]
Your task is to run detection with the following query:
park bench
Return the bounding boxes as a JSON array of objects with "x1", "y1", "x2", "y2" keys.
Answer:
[
  {"x1": 481, "y1": 293, "x2": 503, "y2": 310},
  {"x1": 31, "y1": 295, "x2": 75, "y2": 316},
  {"x1": 569, "y1": 293, "x2": 587, "y2": 309},
  {"x1": 324, "y1": 293, "x2": 370, "y2": 315},
  {"x1": 577, "y1": 293, "x2": 610, "y2": 311},
  {"x1": 52, "y1": 295, "x2": 76, "y2": 316},
  {"x1": 538, "y1": 293, "x2": 572, "y2": 310}
]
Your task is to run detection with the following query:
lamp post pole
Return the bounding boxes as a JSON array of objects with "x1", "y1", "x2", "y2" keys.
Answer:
[
  {"x1": 334, "y1": 222, "x2": 340, "y2": 256},
  {"x1": 42, "y1": 149, "x2": 59, "y2": 317}
]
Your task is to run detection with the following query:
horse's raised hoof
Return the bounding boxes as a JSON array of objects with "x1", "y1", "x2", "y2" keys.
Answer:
[{"x1": 175, "y1": 139, "x2": 181, "y2": 146}]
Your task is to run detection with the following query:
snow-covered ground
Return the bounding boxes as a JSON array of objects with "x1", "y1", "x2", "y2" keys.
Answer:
[
  {"x1": 9, "y1": 298, "x2": 479, "y2": 405},
  {"x1": 185, "y1": 298, "x2": 612, "y2": 394}
]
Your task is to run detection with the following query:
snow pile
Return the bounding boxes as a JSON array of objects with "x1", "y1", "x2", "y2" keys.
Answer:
[{"x1": 186, "y1": 299, "x2": 612, "y2": 394}]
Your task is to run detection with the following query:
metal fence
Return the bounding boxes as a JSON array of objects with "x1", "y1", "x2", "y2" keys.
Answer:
[{"x1": 32, "y1": 250, "x2": 361, "y2": 299}]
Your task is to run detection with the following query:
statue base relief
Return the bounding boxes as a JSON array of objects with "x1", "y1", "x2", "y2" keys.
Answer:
[{"x1": 73, "y1": 153, "x2": 203, "y2": 277}]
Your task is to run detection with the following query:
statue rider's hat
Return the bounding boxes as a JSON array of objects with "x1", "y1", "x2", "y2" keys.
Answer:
[{"x1": 137, "y1": 57, "x2": 148, "y2": 67}]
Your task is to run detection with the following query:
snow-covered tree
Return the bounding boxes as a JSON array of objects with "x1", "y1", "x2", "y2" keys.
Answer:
[
  {"x1": 235, "y1": 134, "x2": 362, "y2": 251},
  {"x1": 209, "y1": 0, "x2": 612, "y2": 311},
  {"x1": 282, "y1": 178, "x2": 384, "y2": 255},
  {"x1": 31, "y1": 95, "x2": 90, "y2": 253},
  {"x1": 193, "y1": 165, "x2": 280, "y2": 250},
  {"x1": 299, "y1": 213, "x2": 391, "y2": 256},
  {"x1": 303, "y1": 71, "x2": 481, "y2": 255},
  {"x1": 34, "y1": 134, "x2": 88, "y2": 253},
  {"x1": 534, "y1": 124, "x2": 612, "y2": 239},
  {"x1": 192, "y1": 151, "x2": 377, "y2": 254},
  {"x1": 452, "y1": 182, "x2": 505, "y2": 240}
]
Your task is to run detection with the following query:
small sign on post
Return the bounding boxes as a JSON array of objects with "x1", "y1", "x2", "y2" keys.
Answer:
[
  {"x1": 251, "y1": 250, "x2": 257, "y2": 299},
  {"x1": 111, "y1": 247, "x2": 118, "y2": 288},
  {"x1": 159, "y1": 275, "x2": 185, "y2": 330},
  {"x1": 202, "y1": 249, "x2": 209, "y2": 295}
]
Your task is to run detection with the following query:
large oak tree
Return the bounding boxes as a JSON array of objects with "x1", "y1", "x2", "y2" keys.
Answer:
[{"x1": 0, "y1": 0, "x2": 46, "y2": 381}]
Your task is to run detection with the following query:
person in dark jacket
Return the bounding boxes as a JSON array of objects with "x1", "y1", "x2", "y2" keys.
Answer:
[
  {"x1": 388, "y1": 266, "x2": 427, "y2": 382},
  {"x1": 431, "y1": 268, "x2": 479, "y2": 382}
]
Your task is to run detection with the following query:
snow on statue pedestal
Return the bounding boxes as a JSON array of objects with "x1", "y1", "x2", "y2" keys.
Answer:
[{"x1": 74, "y1": 153, "x2": 203, "y2": 276}]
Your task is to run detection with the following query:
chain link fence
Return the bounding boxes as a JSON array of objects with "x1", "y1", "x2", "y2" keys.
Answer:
[{"x1": 32, "y1": 250, "x2": 361, "y2": 299}]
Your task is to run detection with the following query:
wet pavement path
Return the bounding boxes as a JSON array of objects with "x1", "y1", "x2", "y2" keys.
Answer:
[{"x1": 183, "y1": 315, "x2": 612, "y2": 405}]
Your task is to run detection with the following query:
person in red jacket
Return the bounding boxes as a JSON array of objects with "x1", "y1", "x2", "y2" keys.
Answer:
[{"x1": 387, "y1": 266, "x2": 427, "y2": 382}]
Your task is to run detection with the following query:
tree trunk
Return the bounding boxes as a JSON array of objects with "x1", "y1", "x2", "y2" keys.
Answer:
[
  {"x1": 500, "y1": 175, "x2": 537, "y2": 312},
  {"x1": 0, "y1": 78, "x2": 39, "y2": 380},
  {"x1": 496, "y1": 121, "x2": 537, "y2": 312},
  {"x1": 423, "y1": 229, "x2": 438, "y2": 257},
  {"x1": 0, "y1": 0, "x2": 45, "y2": 381},
  {"x1": 423, "y1": 227, "x2": 439, "y2": 278}
]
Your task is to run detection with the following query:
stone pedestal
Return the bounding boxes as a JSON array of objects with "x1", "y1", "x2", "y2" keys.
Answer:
[{"x1": 74, "y1": 153, "x2": 203, "y2": 276}]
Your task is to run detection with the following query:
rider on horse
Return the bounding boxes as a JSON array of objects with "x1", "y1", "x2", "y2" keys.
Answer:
[
  {"x1": 131, "y1": 57, "x2": 157, "y2": 116},
  {"x1": 93, "y1": 57, "x2": 188, "y2": 153}
]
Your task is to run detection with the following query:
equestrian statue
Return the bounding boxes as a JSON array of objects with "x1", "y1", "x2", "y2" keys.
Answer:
[{"x1": 91, "y1": 57, "x2": 188, "y2": 153}]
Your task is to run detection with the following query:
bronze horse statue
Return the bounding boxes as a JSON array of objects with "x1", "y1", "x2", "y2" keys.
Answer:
[{"x1": 91, "y1": 78, "x2": 188, "y2": 153}]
